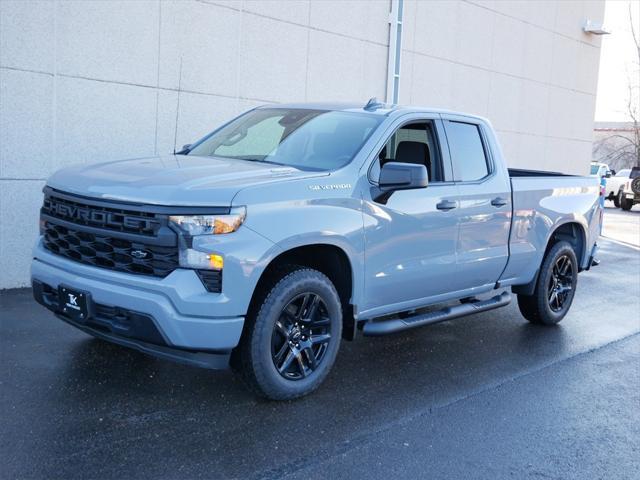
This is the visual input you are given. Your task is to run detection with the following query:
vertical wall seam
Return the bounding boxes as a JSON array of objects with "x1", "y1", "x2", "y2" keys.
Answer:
[
  {"x1": 304, "y1": 1, "x2": 312, "y2": 101},
  {"x1": 154, "y1": 0, "x2": 162, "y2": 155},
  {"x1": 51, "y1": 0, "x2": 59, "y2": 172},
  {"x1": 235, "y1": 0, "x2": 244, "y2": 110},
  {"x1": 386, "y1": 0, "x2": 403, "y2": 104}
]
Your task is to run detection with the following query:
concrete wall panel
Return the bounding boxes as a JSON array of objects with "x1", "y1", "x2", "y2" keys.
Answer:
[
  {"x1": 0, "y1": 69, "x2": 54, "y2": 178},
  {"x1": 54, "y1": 77, "x2": 157, "y2": 168},
  {"x1": 0, "y1": 0, "x2": 55, "y2": 73},
  {"x1": 56, "y1": 0, "x2": 160, "y2": 86},
  {"x1": 239, "y1": 14, "x2": 308, "y2": 102},
  {"x1": 159, "y1": 1, "x2": 240, "y2": 96}
]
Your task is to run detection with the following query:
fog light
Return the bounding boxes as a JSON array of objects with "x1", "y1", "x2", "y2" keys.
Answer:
[{"x1": 179, "y1": 248, "x2": 224, "y2": 270}]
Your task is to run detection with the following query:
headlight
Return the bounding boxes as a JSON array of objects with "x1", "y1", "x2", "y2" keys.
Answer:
[{"x1": 169, "y1": 207, "x2": 246, "y2": 236}]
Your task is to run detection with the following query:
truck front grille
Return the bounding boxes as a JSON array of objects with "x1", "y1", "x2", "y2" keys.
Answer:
[
  {"x1": 43, "y1": 221, "x2": 178, "y2": 277},
  {"x1": 40, "y1": 189, "x2": 180, "y2": 278}
]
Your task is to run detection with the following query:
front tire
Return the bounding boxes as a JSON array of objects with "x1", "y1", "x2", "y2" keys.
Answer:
[
  {"x1": 237, "y1": 267, "x2": 342, "y2": 400},
  {"x1": 517, "y1": 241, "x2": 578, "y2": 325}
]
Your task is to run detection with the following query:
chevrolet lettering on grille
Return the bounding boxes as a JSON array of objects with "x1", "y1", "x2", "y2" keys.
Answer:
[{"x1": 43, "y1": 197, "x2": 160, "y2": 231}]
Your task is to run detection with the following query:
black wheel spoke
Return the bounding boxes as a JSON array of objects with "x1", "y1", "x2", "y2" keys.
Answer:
[
  {"x1": 278, "y1": 350, "x2": 296, "y2": 374},
  {"x1": 305, "y1": 295, "x2": 321, "y2": 321},
  {"x1": 295, "y1": 353, "x2": 307, "y2": 377},
  {"x1": 274, "y1": 341, "x2": 290, "y2": 364},
  {"x1": 274, "y1": 320, "x2": 288, "y2": 338},
  {"x1": 296, "y1": 293, "x2": 314, "y2": 320},
  {"x1": 303, "y1": 346, "x2": 317, "y2": 370},
  {"x1": 311, "y1": 333, "x2": 331, "y2": 345},
  {"x1": 310, "y1": 316, "x2": 330, "y2": 328},
  {"x1": 559, "y1": 257, "x2": 571, "y2": 276}
]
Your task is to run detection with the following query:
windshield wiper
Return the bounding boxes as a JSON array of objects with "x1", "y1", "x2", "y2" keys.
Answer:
[{"x1": 222, "y1": 155, "x2": 286, "y2": 167}]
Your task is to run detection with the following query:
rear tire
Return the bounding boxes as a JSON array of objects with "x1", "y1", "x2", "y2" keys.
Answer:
[
  {"x1": 236, "y1": 267, "x2": 342, "y2": 400},
  {"x1": 517, "y1": 241, "x2": 578, "y2": 325},
  {"x1": 620, "y1": 195, "x2": 633, "y2": 211},
  {"x1": 613, "y1": 189, "x2": 621, "y2": 208}
]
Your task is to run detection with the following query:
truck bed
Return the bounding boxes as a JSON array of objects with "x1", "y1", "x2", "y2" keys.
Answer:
[{"x1": 499, "y1": 173, "x2": 601, "y2": 289}]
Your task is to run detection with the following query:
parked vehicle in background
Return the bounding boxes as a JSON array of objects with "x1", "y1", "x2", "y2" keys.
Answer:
[
  {"x1": 590, "y1": 161, "x2": 612, "y2": 178},
  {"x1": 31, "y1": 101, "x2": 603, "y2": 399},
  {"x1": 618, "y1": 167, "x2": 640, "y2": 211},
  {"x1": 605, "y1": 169, "x2": 631, "y2": 207}
]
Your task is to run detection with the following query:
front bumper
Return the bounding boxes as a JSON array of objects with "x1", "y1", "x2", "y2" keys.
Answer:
[
  {"x1": 33, "y1": 280, "x2": 231, "y2": 369},
  {"x1": 31, "y1": 238, "x2": 259, "y2": 366}
]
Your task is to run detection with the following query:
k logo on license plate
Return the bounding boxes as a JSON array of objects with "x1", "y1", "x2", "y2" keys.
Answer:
[{"x1": 58, "y1": 286, "x2": 90, "y2": 322}]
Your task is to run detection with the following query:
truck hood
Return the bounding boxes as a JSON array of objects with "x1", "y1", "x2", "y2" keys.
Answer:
[{"x1": 46, "y1": 155, "x2": 327, "y2": 206}]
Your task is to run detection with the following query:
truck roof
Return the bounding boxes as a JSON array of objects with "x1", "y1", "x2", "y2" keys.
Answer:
[{"x1": 256, "y1": 101, "x2": 487, "y2": 122}]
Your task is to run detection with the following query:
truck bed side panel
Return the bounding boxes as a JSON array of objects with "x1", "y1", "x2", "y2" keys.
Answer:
[{"x1": 499, "y1": 176, "x2": 601, "y2": 287}]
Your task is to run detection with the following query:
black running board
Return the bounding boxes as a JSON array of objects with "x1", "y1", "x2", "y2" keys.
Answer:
[{"x1": 362, "y1": 291, "x2": 512, "y2": 336}]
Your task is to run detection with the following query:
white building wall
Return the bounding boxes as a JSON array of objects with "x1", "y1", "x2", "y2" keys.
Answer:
[{"x1": 0, "y1": 0, "x2": 604, "y2": 288}]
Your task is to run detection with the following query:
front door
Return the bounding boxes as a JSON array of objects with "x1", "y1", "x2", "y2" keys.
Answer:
[{"x1": 360, "y1": 118, "x2": 460, "y2": 318}]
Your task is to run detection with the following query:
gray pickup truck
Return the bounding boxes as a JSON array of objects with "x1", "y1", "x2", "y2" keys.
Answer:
[{"x1": 32, "y1": 101, "x2": 602, "y2": 399}]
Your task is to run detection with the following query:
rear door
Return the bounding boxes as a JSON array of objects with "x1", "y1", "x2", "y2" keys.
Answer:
[{"x1": 442, "y1": 117, "x2": 511, "y2": 291}]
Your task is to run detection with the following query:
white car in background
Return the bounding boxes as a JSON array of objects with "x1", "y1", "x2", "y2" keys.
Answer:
[
  {"x1": 605, "y1": 169, "x2": 631, "y2": 207},
  {"x1": 618, "y1": 167, "x2": 640, "y2": 211},
  {"x1": 590, "y1": 162, "x2": 611, "y2": 178}
]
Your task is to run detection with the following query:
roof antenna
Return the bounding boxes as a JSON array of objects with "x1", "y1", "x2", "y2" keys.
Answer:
[
  {"x1": 172, "y1": 57, "x2": 183, "y2": 155},
  {"x1": 364, "y1": 97, "x2": 384, "y2": 111}
]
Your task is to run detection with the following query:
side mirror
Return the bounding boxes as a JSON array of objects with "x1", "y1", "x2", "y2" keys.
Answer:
[
  {"x1": 605, "y1": 171, "x2": 612, "y2": 178},
  {"x1": 379, "y1": 162, "x2": 428, "y2": 191}
]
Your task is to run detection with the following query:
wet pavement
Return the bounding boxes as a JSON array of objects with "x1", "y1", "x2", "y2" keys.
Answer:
[{"x1": 1, "y1": 213, "x2": 639, "y2": 479}]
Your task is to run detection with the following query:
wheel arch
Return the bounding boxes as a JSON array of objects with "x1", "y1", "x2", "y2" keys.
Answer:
[
  {"x1": 513, "y1": 220, "x2": 586, "y2": 296},
  {"x1": 543, "y1": 221, "x2": 586, "y2": 267},
  {"x1": 246, "y1": 242, "x2": 357, "y2": 341}
]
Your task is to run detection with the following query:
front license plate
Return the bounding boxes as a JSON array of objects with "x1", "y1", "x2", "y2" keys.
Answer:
[{"x1": 58, "y1": 285, "x2": 89, "y2": 322}]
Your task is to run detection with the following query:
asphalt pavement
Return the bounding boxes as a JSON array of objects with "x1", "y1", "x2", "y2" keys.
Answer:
[{"x1": 1, "y1": 209, "x2": 639, "y2": 479}]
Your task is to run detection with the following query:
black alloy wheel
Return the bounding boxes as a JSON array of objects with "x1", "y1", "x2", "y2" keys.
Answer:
[
  {"x1": 547, "y1": 254, "x2": 573, "y2": 312},
  {"x1": 271, "y1": 292, "x2": 332, "y2": 380}
]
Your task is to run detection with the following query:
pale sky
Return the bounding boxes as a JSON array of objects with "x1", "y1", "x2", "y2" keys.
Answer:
[{"x1": 595, "y1": 0, "x2": 640, "y2": 121}]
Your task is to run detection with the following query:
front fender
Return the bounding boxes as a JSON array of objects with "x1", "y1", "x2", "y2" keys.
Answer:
[{"x1": 241, "y1": 197, "x2": 365, "y2": 309}]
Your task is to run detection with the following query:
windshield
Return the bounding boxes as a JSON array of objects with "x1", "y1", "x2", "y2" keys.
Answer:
[
  {"x1": 615, "y1": 169, "x2": 630, "y2": 177},
  {"x1": 188, "y1": 108, "x2": 383, "y2": 171}
]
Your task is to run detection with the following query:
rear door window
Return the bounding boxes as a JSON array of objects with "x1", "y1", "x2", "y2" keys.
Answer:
[{"x1": 444, "y1": 121, "x2": 490, "y2": 182}]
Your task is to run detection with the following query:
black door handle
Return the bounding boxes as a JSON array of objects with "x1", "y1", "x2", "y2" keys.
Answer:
[
  {"x1": 491, "y1": 197, "x2": 508, "y2": 207},
  {"x1": 436, "y1": 200, "x2": 457, "y2": 211}
]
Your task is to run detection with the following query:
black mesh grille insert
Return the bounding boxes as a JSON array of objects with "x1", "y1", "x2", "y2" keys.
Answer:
[{"x1": 43, "y1": 221, "x2": 178, "y2": 277}]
